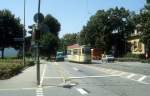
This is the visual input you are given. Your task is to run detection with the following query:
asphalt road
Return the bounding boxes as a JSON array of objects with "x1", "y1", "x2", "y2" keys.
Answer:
[{"x1": 0, "y1": 60, "x2": 150, "y2": 96}]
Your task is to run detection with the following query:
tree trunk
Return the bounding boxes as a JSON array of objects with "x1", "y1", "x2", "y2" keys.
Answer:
[{"x1": 1, "y1": 48, "x2": 4, "y2": 59}]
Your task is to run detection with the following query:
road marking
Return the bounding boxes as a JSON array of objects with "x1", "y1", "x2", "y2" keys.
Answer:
[
  {"x1": 138, "y1": 76, "x2": 147, "y2": 82},
  {"x1": 118, "y1": 72, "x2": 127, "y2": 76},
  {"x1": 0, "y1": 87, "x2": 37, "y2": 91},
  {"x1": 70, "y1": 75, "x2": 119, "y2": 79},
  {"x1": 76, "y1": 88, "x2": 88, "y2": 95},
  {"x1": 77, "y1": 64, "x2": 150, "y2": 84},
  {"x1": 73, "y1": 67, "x2": 80, "y2": 71},
  {"x1": 44, "y1": 75, "x2": 119, "y2": 79},
  {"x1": 127, "y1": 74, "x2": 136, "y2": 79},
  {"x1": 40, "y1": 64, "x2": 47, "y2": 87},
  {"x1": 36, "y1": 87, "x2": 44, "y2": 96},
  {"x1": 44, "y1": 77, "x2": 63, "y2": 79},
  {"x1": 110, "y1": 71, "x2": 120, "y2": 74}
]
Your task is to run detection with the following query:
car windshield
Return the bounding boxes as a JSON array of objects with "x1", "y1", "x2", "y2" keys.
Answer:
[
  {"x1": 57, "y1": 52, "x2": 64, "y2": 56},
  {"x1": 107, "y1": 55, "x2": 113, "y2": 57}
]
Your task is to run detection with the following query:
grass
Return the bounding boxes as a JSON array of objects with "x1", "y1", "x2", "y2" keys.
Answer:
[{"x1": 0, "y1": 59, "x2": 35, "y2": 80}]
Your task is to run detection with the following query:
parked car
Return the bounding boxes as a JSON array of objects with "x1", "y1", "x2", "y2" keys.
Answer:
[
  {"x1": 101, "y1": 55, "x2": 115, "y2": 62},
  {"x1": 56, "y1": 52, "x2": 65, "y2": 61}
]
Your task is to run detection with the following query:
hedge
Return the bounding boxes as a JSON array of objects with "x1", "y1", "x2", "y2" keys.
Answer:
[{"x1": 0, "y1": 59, "x2": 35, "y2": 79}]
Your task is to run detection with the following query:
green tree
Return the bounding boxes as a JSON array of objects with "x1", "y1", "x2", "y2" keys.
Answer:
[
  {"x1": 0, "y1": 9, "x2": 23, "y2": 58},
  {"x1": 58, "y1": 33, "x2": 78, "y2": 51},
  {"x1": 39, "y1": 14, "x2": 61, "y2": 57},
  {"x1": 40, "y1": 33, "x2": 59, "y2": 57},
  {"x1": 79, "y1": 7, "x2": 135, "y2": 56},
  {"x1": 43, "y1": 14, "x2": 60, "y2": 36},
  {"x1": 139, "y1": 4, "x2": 150, "y2": 55}
]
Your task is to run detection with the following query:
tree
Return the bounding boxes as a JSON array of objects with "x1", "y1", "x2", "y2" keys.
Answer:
[
  {"x1": 39, "y1": 14, "x2": 61, "y2": 57},
  {"x1": 0, "y1": 9, "x2": 23, "y2": 58},
  {"x1": 58, "y1": 33, "x2": 78, "y2": 51},
  {"x1": 40, "y1": 33, "x2": 59, "y2": 57},
  {"x1": 139, "y1": 4, "x2": 150, "y2": 55},
  {"x1": 43, "y1": 14, "x2": 60, "y2": 36},
  {"x1": 79, "y1": 7, "x2": 135, "y2": 56}
]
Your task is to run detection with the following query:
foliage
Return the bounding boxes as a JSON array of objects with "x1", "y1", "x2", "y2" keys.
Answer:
[
  {"x1": 43, "y1": 14, "x2": 61, "y2": 36},
  {"x1": 58, "y1": 33, "x2": 79, "y2": 51},
  {"x1": 79, "y1": 7, "x2": 135, "y2": 57},
  {"x1": 138, "y1": 5, "x2": 150, "y2": 55},
  {"x1": 40, "y1": 14, "x2": 60, "y2": 57},
  {"x1": 0, "y1": 59, "x2": 35, "y2": 79},
  {"x1": 40, "y1": 32, "x2": 59, "y2": 57},
  {"x1": 0, "y1": 9, "x2": 24, "y2": 58},
  {"x1": 123, "y1": 53, "x2": 144, "y2": 58}
]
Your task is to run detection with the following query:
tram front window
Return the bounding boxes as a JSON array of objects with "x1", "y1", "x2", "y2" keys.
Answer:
[{"x1": 82, "y1": 48, "x2": 91, "y2": 55}]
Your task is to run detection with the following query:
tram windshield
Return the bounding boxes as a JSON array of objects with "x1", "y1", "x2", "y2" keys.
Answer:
[{"x1": 82, "y1": 48, "x2": 91, "y2": 55}]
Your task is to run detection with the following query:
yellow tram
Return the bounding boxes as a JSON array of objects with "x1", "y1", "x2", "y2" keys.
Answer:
[{"x1": 67, "y1": 44, "x2": 91, "y2": 63}]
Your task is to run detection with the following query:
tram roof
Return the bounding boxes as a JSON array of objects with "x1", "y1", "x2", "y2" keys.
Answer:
[
  {"x1": 67, "y1": 44, "x2": 90, "y2": 49},
  {"x1": 67, "y1": 44, "x2": 80, "y2": 49}
]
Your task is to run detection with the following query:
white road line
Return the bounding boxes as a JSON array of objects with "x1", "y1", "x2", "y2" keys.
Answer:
[
  {"x1": 127, "y1": 74, "x2": 136, "y2": 79},
  {"x1": 39, "y1": 64, "x2": 47, "y2": 87},
  {"x1": 54, "y1": 62, "x2": 58, "y2": 65},
  {"x1": 44, "y1": 77, "x2": 63, "y2": 79},
  {"x1": 76, "y1": 88, "x2": 88, "y2": 95},
  {"x1": 36, "y1": 87, "x2": 44, "y2": 96},
  {"x1": 69, "y1": 75, "x2": 119, "y2": 79},
  {"x1": 0, "y1": 87, "x2": 36, "y2": 91},
  {"x1": 110, "y1": 71, "x2": 119, "y2": 74},
  {"x1": 73, "y1": 67, "x2": 80, "y2": 71},
  {"x1": 44, "y1": 75, "x2": 119, "y2": 79},
  {"x1": 118, "y1": 72, "x2": 127, "y2": 76},
  {"x1": 138, "y1": 76, "x2": 147, "y2": 82}
]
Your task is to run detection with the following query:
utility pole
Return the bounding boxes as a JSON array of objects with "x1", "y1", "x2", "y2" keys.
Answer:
[
  {"x1": 37, "y1": 0, "x2": 41, "y2": 85},
  {"x1": 23, "y1": 0, "x2": 26, "y2": 66}
]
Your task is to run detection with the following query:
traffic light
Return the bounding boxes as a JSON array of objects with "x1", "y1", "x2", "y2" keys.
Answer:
[
  {"x1": 147, "y1": 0, "x2": 150, "y2": 4},
  {"x1": 28, "y1": 24, "x2": 41, "y2": 41}
]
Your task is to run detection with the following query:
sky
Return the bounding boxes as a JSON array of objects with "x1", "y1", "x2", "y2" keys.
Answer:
[{"x1": 0, "y1": 0, "x2": 146, "y2": 37}]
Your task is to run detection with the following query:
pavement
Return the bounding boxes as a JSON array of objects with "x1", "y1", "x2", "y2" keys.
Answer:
[{"x1": 0, "y1": 60, "x2": 150, "y2": 96}]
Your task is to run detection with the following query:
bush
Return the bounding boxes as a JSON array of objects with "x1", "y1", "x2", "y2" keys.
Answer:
[
  {"x1": 124, "y1": 53, "x2": 145, "y2": 59},
  {"x1": 0, "y1": 59, "x2": 35, "y2": 79},
  {"x1": 0, "y1": 63, "x2": 24, "y2": 79},
  {"x1": 116, "y1": 58, "x2": 140, "y2": 62},
  {"x1": 140, "y1": 59, "x2": 150, "y2": 63},
  {"x1": 26, "y1": 61, "x2": 35, "y2": 66}
]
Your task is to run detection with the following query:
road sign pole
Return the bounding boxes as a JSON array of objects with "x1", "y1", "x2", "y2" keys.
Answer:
[
  {"x1": 37, "y1": 0, "x2": 41, "y2": 86},
  {"x1": 37, "y1": 41, "x2": 40, "y2": 85},
  {"x1": 23, "y1": 0, "x2": 26, "y2": 66}
]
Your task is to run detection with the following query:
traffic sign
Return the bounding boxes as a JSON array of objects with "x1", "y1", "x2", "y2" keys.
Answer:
[{"x1": 34, "y1": 13, "x2": 44, "y2": 23}]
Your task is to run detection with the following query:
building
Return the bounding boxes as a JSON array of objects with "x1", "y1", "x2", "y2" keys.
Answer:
[{"x1": 128, "y1": 24, "x2": 145, "y2": 54}]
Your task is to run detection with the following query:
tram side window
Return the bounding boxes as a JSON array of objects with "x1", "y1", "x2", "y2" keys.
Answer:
[
  {"x1": 67, "y1": 50, "x2": 71, "y2": 55},
  {"x1": 73, "y1": 49, "x2": 78, "y2": 55},
  {"x1": 82, "y1": 48, "x2": 91, "y2": 55}
]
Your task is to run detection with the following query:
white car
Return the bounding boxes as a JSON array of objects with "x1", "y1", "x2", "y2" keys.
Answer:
[{"x1": 101, "y1": 55, "x2": 115, "y2": 62}]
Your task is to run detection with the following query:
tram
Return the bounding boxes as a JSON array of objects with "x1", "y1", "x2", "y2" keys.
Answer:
[{"x1": 67, "y1": 44, "x2": 91, "y2": 63}]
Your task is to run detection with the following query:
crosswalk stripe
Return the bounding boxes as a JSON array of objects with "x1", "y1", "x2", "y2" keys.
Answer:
[{"x1": 138, "y1": 76, "x2": 147, "y2": 82}]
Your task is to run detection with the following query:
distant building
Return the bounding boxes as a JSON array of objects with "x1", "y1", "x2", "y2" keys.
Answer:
[
  {"x1": 128, "y1": 24, "x2": 145, "y2": 54},
  {"x1": 0, "y1": 48, "x2": 18, "y2": 57}
]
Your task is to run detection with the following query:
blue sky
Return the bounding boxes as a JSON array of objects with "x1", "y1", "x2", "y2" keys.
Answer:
[{"x1": 0, "y1": 0, "x2": 146, "y2": 37}]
